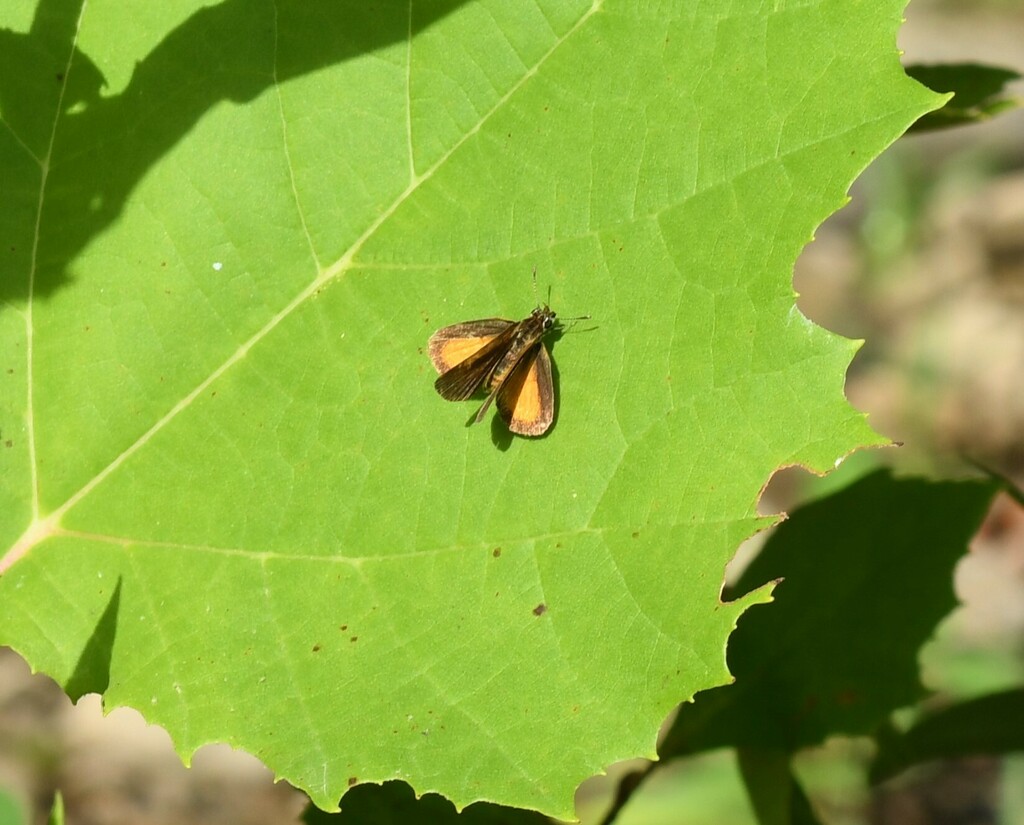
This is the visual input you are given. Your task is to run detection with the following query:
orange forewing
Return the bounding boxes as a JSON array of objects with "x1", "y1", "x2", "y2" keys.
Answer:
[
  {"x1": 431, "y1": 336, "x2": 498, "y2": 373},
  {"x1": 427, "y1": 319, "x2": 513, "y2": 374}
]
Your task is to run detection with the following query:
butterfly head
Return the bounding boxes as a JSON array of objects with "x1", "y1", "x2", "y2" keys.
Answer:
[{"x1": 531, "y1": 305, "x2": 558, "y2": 332}]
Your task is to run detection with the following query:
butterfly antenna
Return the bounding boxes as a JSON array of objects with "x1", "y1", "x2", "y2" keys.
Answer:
[{"x1": 556, "y1": 313, "x2": 593, "y2": 331}]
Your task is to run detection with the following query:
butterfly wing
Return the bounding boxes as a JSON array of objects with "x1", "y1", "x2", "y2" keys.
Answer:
[
  {"x1": 429, "y1": 319, "x2": 517, "y2": 401},
  {"x1": 427, "y1": 318, "x2": 514, "y2": 374},
  {"x1": 495, "y1": 342, "x2": 554, "y2": 436}
]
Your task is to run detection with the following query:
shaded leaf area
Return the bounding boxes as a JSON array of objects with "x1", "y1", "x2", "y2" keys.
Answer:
[
  {"x1": 0, "y1": 0, "x2": 469, "y2": 307},
  {"x1": 906, "y1": 63, "x2": 1022, "y2": 131},
  {"x1": 736, "y1": 747, "x2": 823, "y2": 825},
  {"x1": 870, "y1": 687, "x2": 1024, "y2": 784},
  {"x1": 303, "y1": 781, "x2": 552, "y2": 825},
  {"x1": 659, "y1": 470, "x2": 1000, "y2": 758},
  {"x1": 1, "y1": 0, "x2": 941, "y2": 817}
]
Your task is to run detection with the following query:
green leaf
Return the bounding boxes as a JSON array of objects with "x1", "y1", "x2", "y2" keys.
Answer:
[
  {"x1": 45, "y1": 792, "x2": 63, "y2": 825},
  {"x1": 870, "y1": 688, "x2": 1024, "y2": 784},
  {"x1": 659, "y1": 471, "x2": 1000, "y2": 758},
  {"x1": 1, "y1": 0, "x2": 940, "y2": 817},
  {"x1": 906, "y1": 63, "x2": 1022, "y2": 131},
  {"x1": 0, "y1": 787, "x2": 26, "y2": 825}
]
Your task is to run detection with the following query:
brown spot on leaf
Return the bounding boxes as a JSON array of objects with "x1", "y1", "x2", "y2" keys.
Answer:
[
  {"x1": 350, "y1": 636, "x2": 358, "y2": 643},
  {"x1": 312, "y1": 644, "x2": 321, "y2": 653},
  {"x1": 533, "y1": 603, "x2": 547, "y2": 617},
  {"x1": 492, "y1": 547, "x2": 501, "y2": 558},
  {"x1": 347, "y1": 777, "x2": 358, "y2": 787}
]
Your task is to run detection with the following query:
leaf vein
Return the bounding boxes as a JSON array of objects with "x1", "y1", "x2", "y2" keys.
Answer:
[
  {"x1": 271, "y1": 0, "x2": 320, "y2": 271},
  {"x1": 24, "y1": 0, "x2": 90, "y2": 523}
]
